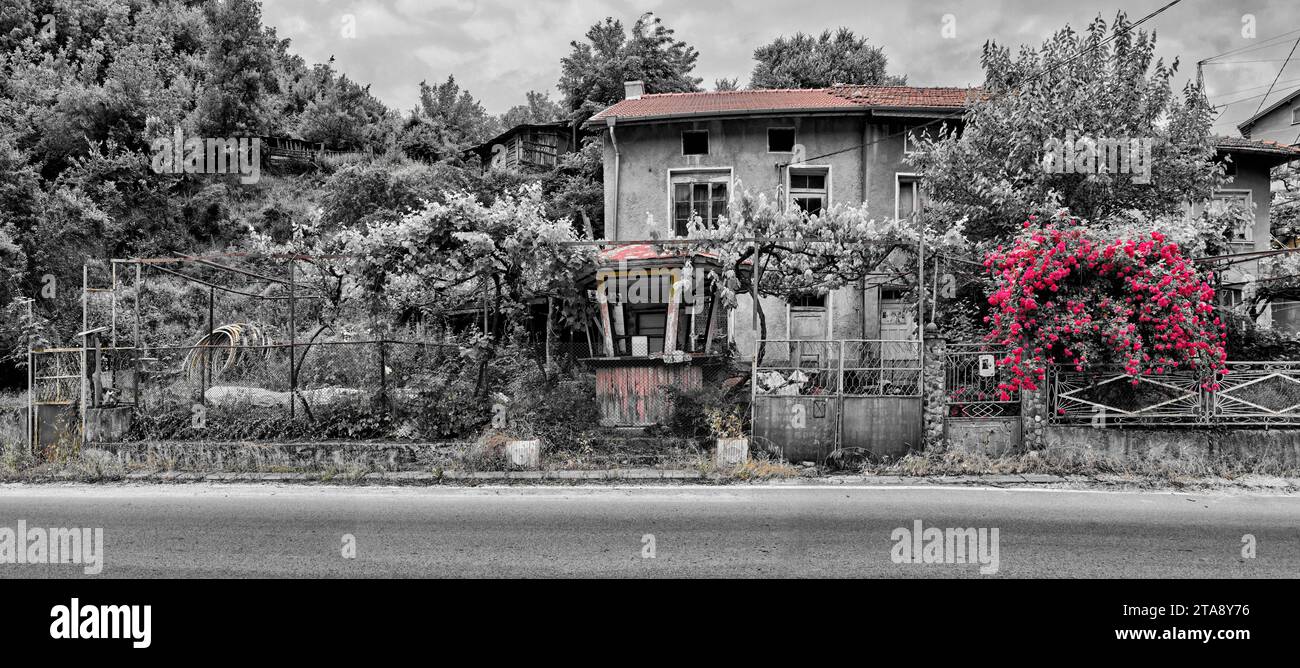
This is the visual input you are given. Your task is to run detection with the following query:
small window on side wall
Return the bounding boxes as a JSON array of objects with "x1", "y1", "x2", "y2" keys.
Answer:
[
  {"x1": 768, "y1": 128, "x2": 795, "y2": 152},
  {"x1": 1293, "y1": 106, "x2": 1300, "y2": 125},
  {"x1": 682, "y1": 130, "x2": 709, "y2": 155}
]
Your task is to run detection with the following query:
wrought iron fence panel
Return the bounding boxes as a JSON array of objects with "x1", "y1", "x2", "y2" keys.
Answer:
[
  {"x1": 1211, "y1": 361, "x2": 1300, "y2": 426},
  {"x1": 1050, "y1": 364, "x2": 1207, "y2": 426},
  {"x1": 943, "y1": 343, "x2": 1020, "y2": 418}
]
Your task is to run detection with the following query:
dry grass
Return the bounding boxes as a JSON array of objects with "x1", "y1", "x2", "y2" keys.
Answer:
[{"x1": 719, "y1": 453, "x2": 801, "y2": 480}]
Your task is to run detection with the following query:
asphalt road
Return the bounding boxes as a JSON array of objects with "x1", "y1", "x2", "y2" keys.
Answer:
[{"x1": 0, "y1": 484, "x2": 1296, "y2": 577}]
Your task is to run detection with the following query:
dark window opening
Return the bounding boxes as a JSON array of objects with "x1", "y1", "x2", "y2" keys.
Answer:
[
  {"x1": 682, "y1": 130, "x2": 709, "y2": 155},
  {"x1": 768, "y1": 128, "x2": 795, "y2": 152},
  {"x1": 790, "y1": 292, "x2": 827, "y2": 309}
]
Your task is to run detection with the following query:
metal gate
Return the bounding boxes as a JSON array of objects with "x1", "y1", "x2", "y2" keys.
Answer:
[
  {"x1": 751, "y1": 339, "x2": 921, "y2": 462},
  {"x1": 943, "y1": 344, "x2": 1022, "y2": 454}
]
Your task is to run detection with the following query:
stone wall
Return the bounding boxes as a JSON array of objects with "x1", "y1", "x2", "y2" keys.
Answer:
[{"x1": 922, "y1": 333, "x2": 946, "y2": 451}]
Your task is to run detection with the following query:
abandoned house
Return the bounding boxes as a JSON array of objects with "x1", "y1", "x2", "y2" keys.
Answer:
[{"x1": 467, "y1": 120, "x2": 586, "y2": 174}]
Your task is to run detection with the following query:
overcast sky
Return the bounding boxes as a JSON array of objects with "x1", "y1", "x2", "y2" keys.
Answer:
[{"x1": 261, "y1": 0, "x2": 1300, "y2": 142}]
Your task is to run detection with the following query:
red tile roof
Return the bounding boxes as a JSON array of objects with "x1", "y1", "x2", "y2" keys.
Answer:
[
  {"x1": 1213, "y1": 135, "x2": 1300, "y2": 158},
  {"x1": 588, "y1": 85, "x2": 978, "y2": 124},
  {"x1": 828, "y1": 85, "x2": 976, "y2": 109}
]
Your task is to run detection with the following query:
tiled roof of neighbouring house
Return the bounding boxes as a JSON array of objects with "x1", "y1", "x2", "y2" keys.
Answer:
[
  {"x1": 587, "y1": 85, "x2": 978, "y2": 124},
  {"x1": 1213, "y1": 135, "x2": 1300, "y2": 158}
]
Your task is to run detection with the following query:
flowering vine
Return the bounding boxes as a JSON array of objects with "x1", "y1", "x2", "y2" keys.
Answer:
[{"x1": 983, "y1": 210, "x2": 1228, "y2": 400}]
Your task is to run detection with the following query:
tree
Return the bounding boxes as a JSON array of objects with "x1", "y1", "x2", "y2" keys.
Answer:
[
  {"x1": 296, "y1": 75, "x2": 388, "y2": 150},
  {"x1": 690, "y1": 186, "x2": 965, "y2": 360},
  {"x1": 983, "y1": 210, "x2": 1227, "y2": 396},
  {"x1": 341, "y1": 185, "x2": 595, "y2": 395},
  {"x1": 501, "y1": 90, "x2": 565, "y2": 127},
  {"x1": 750, "y1": 28, "x2": 905, "y2": 89},
  {"x1": 714, "y1": 77, "x2": 739, "y2": 91},
  {"x1": 418, "y1": 75, "x2": 499, "y2": 147},
  {"x1": 909, "y1": 13, "x2": 1223, "y2": 244},
  {"x1": 194, "y1": 0, "x2": 280, "y2": 136},
  {"x1": 559, "y1": 12, "x2": 701, "y2": 120}
]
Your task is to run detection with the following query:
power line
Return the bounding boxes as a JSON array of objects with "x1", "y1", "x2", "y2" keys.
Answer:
[
  {"x1": 1252, "y1": 35, "x2": 1300, "y2": 117},
  {"x1": 1199, "y1": 28, "x2": 1300, "y2": 63}
]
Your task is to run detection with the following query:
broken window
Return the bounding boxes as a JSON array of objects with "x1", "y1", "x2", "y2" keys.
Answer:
[
  {"x1": 789, "y1": 168, "x2": 828, "y2": 216},
  {"x1": 768, "y1": 127, "x2": 795, "y2": 152},
  {"x1": 671, "y1": 170, "x2": 729, "y2": 236},
  {"x1": 681, "y1": 130, "x2": 709, "y2": 155}
]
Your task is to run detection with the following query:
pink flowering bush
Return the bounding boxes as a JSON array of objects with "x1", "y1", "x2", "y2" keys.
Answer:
[{"x1": 983, "y1": 211, "x2": 1228, "y2": 400}]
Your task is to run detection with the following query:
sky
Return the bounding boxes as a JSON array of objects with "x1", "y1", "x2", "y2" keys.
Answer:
[{"x1": 260, "y1": 0, "x2": 1300, "y2": 143}]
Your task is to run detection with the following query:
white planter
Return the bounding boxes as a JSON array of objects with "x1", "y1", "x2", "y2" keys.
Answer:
[
  {"x1": 505, "y1": 440, "x2": 541, "y2": 468},
  {"x1": 715, "y1": 437, "x2": 749, "y2": 467}
]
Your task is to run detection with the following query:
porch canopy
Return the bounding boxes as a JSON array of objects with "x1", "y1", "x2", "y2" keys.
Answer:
[{"x1": 582, "y1": 243, "x2": 747, "y2": 359}]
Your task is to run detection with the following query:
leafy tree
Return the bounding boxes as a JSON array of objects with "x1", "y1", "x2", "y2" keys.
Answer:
[
  {"x1": 501, "y1": 90, "x2": 565, "y2": 127},
  {"x1": 690, "y1": 187, "x2": 965, "y2": 360},
  {"x1": 559, "y1": 12, "x2": 701, "y2": 120},
  {"x1": 297, "y1": 75, "x2": 388, "y2": 150},
  {"x1": 714, "y1": 77, "x2": 740, "y2": 91},
  {"x1": 194, "y1": 0, "x2": 280, "y2": 136},
  {"x1": 342, "y1": 185, "x2": 595, "y2": 395},
  {"x1": 909, "y1": 13, "x2": 1223, "y2": 244},
  {"x1": 750, "y1": 28, "x2": 905, "y2": 89},
  {"x1": 412, "y1": 75, "x2": 499, "y2": 150}
]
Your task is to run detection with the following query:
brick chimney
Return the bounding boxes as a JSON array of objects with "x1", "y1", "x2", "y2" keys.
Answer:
[{"x1": 624, "y1": 80, "x2": 644, "y2": 100}]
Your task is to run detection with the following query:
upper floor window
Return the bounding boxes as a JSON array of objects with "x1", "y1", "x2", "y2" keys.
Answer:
[
  {"x1": 671, "y1": 169, "x2": 729, "y2": 236},
  {"x1": 1212, "y1": 191, "x2": 1253, "y2": 247},
  {"x1": 682, "y1": 130, "x2": 709, "y2": 155},
  {"x1": 789, "y1": 167, "x2": 828, "y2": 216},
  {"x1": 1293, "y1": 106, "x2": 1300, "y2": 125},
  {"x1": 768, "y1": 128, "x2": 796, "y2": 152},
  {"x1": 897, "y1": 174, "x2": 924, "y2": 220}
]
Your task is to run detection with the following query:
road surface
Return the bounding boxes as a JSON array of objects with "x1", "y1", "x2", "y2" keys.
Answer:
[{"x1": 0, "y1": 483, "x2": 1295, "y2": 577}]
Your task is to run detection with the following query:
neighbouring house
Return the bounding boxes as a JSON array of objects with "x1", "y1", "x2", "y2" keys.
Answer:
[
  {"x1": 467, "y1": 121, "x2": 585, "y2": 174},
  {"x1": 1207, "y1": 136, "x2": 1300, "y2": 330},
  {"x1": 1237, "y1": 89, "x2": 1300, "y2": 146}
]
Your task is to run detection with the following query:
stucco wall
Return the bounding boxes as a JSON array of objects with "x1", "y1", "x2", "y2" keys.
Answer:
[
  {"x1": 600, "y1": 114, "x2": 922, "y2": 357},
  {"x1": 1244, "y1": 97, "x2": 1299, "y2": 145}
]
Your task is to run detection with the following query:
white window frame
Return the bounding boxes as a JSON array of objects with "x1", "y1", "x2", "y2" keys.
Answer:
[
  {"x1": 895, "y1": 172, "x2": 923, "y2": 221},
  {"x1": 667, "y1": 167, "x2": 733, "y2": 237},
  {"x1": 903, "y1": 128, "x2": 923, "y2": 155},
  {"x1": 1292, "y1": 106, "x2": 1300, "y2": 125},
  {"x1": 786, "y1": 164, "x2": 831, "y2": 215},
  {"x1": 1213, "y1": 189, "x2": 1254, "y2": 247},
  {"x1": 767, "y1": 126, "x2": 797, "y2": 153}
]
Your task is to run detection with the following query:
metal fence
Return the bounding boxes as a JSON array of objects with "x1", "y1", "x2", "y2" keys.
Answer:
[
  {"x1": 1049, "y1": 360, "x2": 1300, "y2": 427},
  {"x1": 30, "y1": 340, "x2": 503, "y2": 444},
  {"x1": 752, "y1": 339, "x2": 922, "y2": 461}
]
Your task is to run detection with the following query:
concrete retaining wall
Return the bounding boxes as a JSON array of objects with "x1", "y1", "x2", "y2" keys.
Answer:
[
  {"x1": 90, "y1": 440, "x2": 466, "y2": 471},
  {"x1": 1045, "y1": 427, "x2": 1300, "y2": 470}
]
